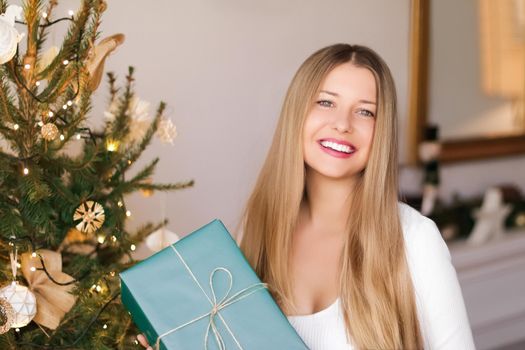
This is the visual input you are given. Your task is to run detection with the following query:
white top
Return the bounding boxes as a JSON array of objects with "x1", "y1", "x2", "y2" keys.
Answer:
[{"x1": 286, "y1": 202, "x2": 476, "y2": 350}]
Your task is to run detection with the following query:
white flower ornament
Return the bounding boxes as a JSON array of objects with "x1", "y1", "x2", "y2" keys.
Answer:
[{"x1": 0, "y1": 5, "x2": 24, "y2": 64}]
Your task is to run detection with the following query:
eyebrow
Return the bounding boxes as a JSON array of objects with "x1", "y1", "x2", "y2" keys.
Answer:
[{"x1": 319, "y1": 90, "x2": 377, "y2": 105}]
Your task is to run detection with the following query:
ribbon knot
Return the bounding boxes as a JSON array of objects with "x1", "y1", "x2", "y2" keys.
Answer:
[{"x1": 154, "y1": 246, "x2": 268, "y2": 350}]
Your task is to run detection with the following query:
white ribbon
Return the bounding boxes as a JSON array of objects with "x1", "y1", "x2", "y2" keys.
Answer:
[{"x1": 154, "y1": 245, "x2": 268, "y2": 350}]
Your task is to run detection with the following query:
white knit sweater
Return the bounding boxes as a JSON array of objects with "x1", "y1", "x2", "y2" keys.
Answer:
[{"x1": 286, "y1": 202, "x2": 476, "y2": 350}]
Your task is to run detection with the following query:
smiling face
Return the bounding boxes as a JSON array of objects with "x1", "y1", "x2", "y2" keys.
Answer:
[{"x1": 302, "y1": 62, "x2": 377, "y2": 182}]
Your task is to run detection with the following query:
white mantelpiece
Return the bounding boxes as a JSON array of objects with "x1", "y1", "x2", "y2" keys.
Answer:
[{"x1": 449, "y1": 229, "x2": 525, "y2": 350}]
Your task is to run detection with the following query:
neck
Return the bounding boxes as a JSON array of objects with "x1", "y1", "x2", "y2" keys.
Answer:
[{"x1": 301, "y1": 167, "x2": 358, "y2": 233}]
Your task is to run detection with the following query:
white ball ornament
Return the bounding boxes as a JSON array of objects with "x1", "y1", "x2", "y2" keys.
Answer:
[
  {"x1": 0, "y1": 283, "x2": 37, "y2": 328},
  {"x1": 145, "y1": 228, "x2": 179, "y2": 252}
]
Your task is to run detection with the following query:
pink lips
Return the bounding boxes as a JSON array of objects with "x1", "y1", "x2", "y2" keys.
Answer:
[{"x1": 318, "y1": 138, "x2": 357, "y2": 159}]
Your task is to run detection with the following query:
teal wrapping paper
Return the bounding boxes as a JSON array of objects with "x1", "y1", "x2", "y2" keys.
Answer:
[{"x1": 120, "y1": 219, "x2": 308, "y2": 350}]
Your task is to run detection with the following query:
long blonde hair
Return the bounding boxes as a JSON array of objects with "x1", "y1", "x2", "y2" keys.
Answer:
[{"x1": 239, "y1": 44, "x2": 423, "y2": 350}]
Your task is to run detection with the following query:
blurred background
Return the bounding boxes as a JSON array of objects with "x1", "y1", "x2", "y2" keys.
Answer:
[{"x1": 25, "y1": 0, "x2": 525, "y2": 349}]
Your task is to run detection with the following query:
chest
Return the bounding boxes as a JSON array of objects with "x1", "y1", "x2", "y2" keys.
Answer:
[{"x1": 289, "y1": 227, "x2": 344, "y2": 315}]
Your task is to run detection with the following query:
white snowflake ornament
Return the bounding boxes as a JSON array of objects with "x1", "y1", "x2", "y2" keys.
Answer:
[
  {"x1": 0, "y1": 282, "x2": 37, "y2": 328},
  {"x1": 156, "y1": 117, "x2": 177, "y2": 144}
]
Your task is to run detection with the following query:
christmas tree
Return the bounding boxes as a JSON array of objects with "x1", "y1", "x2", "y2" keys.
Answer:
[{"x1": 0, "y1": 0, "x2": 193, "y2": 348}]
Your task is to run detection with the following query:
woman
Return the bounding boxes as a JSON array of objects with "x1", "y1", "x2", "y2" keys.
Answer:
[{"x1": 139, "y1": 44, "x2": 475, "y2": 349}]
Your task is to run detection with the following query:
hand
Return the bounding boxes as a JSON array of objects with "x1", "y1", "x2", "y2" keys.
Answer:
[{"x1": 137, "y1": 334, "x2": 153, "y2": 350}]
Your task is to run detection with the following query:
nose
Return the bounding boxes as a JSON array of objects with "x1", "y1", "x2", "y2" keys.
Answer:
[{"x1": 332, "y1": 112, "x2": 352, "y2": 134}]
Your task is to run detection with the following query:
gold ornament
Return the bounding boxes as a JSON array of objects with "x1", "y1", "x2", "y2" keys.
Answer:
[
  {"x1": 41, "y1": 123, "x2": 59, "y2": 141},
  {"x1": 140, "y1": 177, "x2": 153, "y2": 197},
  {"x1": 0, "y1": 296, "x2": 15, "y2": 334},
  {"x1": 58, "y1": 228, "x2": 96, "y2": 255},
  {"x1": 20, "y1": 250, "x2": 77, "y2": 330},
  {"x1": 73, "y1": 201, "x2": 105, "y2": 234}
]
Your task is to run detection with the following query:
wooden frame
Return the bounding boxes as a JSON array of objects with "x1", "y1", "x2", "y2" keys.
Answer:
[{"x1": 407, "y1": 0, "x2": 525, "y2": 165}]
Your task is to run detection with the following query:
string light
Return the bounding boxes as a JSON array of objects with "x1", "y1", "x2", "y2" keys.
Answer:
[
  {"x1": 30, "y1": 267, "x2": 36, "y2": 272},
  {"x1": 95, "y1": 285, "x2": 102, "y2": 292},
  {"x1": 31, "y1": 252, "x2": 36, "y2": 258},
  {"x1": 134, "y1": 340, "x2": 139, "y2": 345},
  {"x1": 103, "y1": 324, "x2": 107, "y2": 329},
  {"x1": 68, "y1": 10, "x2": 74, "y2": 17},
  {"x1": 106, "y1": 139, "x2": 120, "y2": 152},
  {"x1": 59, "y1": 134, "x2": 65, "y2": 141},
  {"x1": 13, "y1": 124, "x2": 19, "y2": 130},
  {"x1": 63, "y1": 59, "x2": 69, "y2": 65},
  {"x1": 109, "y1": 271, "x2": 116, "y2": 277},
  {"x1": 117, "y1": 201, "x2": 123, "y2": 207},
  {"x1": 15, "y1": 328, "x2": 20, "y2": 332},
  {"x1": 24, "y1": 64, "x2": 30, "y2": 70},
  {"x1": 127, "y1": 160, "x2": 132, "y2": 165},
  {"x1": 62, "y1": 104, "x2": 67, "y2": 110},
  {"x1": 97, "y1": 235, "x2": 105, "y2": 244},
  {"x1": 35, "y1": 81, "x2": 40, "y2": 87},
  {"x1": 111, "y1": 235, "x2": 117, "y2": 242},
  {"x1": 16, "y1": 263, "x2": 21, "y2": 268},
  {"x1": 76, "y1": 134, "x2": 81, "y2": 140},
  {"x1": 37, "y1": 121, "x2": 44, "y2": 127},
  {"x1": 41, "y1": 12, "x2": 48, "y2": 19},
  {"x1": 67, "y1": 100, "x2": 73, "y2": 106},
  {"x1": 48, "y1": 111, "x2": 54, "y2": 117},
  {"x1": 125, "y1": 210, "x2": 131, "y2": 217},
  {"x1": 130, "y1": 244, "x2": 136, "y2": 251},
  {"x1": 23, "y1": 167, "x2": 29, "y2": 175}
]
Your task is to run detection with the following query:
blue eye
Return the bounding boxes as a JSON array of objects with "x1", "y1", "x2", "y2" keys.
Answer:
[
  {"x1": 358, "y1": 109, "x2": 375, "y2": 117},
  {"x1": 317, "y1": 100, "x2": 334, "y2": 108}
]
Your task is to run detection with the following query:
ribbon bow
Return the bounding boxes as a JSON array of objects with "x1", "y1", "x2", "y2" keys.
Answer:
[
  {"x1": 20, "y1": 250, "x2": 77, "y2": 330},
  {"x1": 155, "y1": 246, "x2": 268, "y2": 350}
]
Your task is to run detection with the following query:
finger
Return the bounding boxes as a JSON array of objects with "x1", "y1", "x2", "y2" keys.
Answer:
[{"x1": 136, "y1": 334, "x2": 150, "y2": 348}]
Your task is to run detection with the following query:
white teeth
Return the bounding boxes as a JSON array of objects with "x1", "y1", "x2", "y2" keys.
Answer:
[{"x1": 320, "y1": 140, "x2": 354, "y2": 154}]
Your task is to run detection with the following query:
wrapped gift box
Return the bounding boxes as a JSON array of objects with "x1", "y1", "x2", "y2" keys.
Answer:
[{"x1": 120, "y1": 219, "x2": 308, "y2": 350}]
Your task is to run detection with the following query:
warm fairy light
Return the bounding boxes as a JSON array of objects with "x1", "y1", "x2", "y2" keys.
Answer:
[
  {"x1": 35, "y1": 81, "x2": 40, "y2": 87},
  {"x1": 109, "y1": 271, "x2": 115, "y2": 277},
  {"x1": 30, "y1": 267, "x2": 36, "y2": 272},
  {"x1": 42, "y1": 12, "x2": 48, "y2": 19},
  {"x1": 37, "y1": 121, "x2": 44, "y2": 127},
  {"x1": 134, "y1": 340, "x2": 139, "y2": 345},
  {"x1": 16, "y1": 263, "x2": 21, "y2": 268},
  {"x1": 106, "y1": 139, "x2": 119, "y2": 152},
  {"x1": 67, "y1": 100, "x2": 73, "y2": 106},
  {"x1": 117, "y1": 200, "x2": 123, "y2": 207},
  {"x1": 76, "y1": 134, "x2": 81, "y2": 140},
  {"x1": 130, "y1": 244, "x2": 136, "y2": 251},
  {"x1": 13, "y1": 124, "x2": 19, "y2": 130},
  {"x1": 95, "y1": 285, "x2": 102, "y2": 292},
  {"x1": 127, "y1": 159, "x2": 132, "y2": 165},
  {"x1": 97, "y1": 235, "x2": 105, "y2": 244},
  {"x1": 60, "y1": 134, "x2": 65, "y2": 141},
  {"x1": 63, "y1": 59, "x2": 69, "y2": 65},
  {"x1": 23, "y1": 168, "x2": 29, "y2": 175},
  {"x1": 48, "y1": 111, "x2": 54, "y2": 117},
  {"x1": 31, "y1": 252, "x2": 36, "y2": 258},
  {"x1": 68, "y1": 10, "x2": 74, "y2": 17},
  {"x1": 24, "y1": 64, "x2": 30, "y2": 70},
  {"x1": 62, "y1": 104, "x2": 67, "y2": 110},
  {"x1": 103, "y1": 324, "x2": 107, "y2": 329},
  {"x1": 15, "y1": 328, "x2": 20, "y2": 332},
  {"x1": 125, "y1": 210, "x2": 131, "y2": 217},
  {"x1": 111, "y1": 235, "x2": 117, "y2": 242}
]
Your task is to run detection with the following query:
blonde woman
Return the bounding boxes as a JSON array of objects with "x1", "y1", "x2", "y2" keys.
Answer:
[{"x1": 138, "y1": 44, "x2": 475, "y2": 349}]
